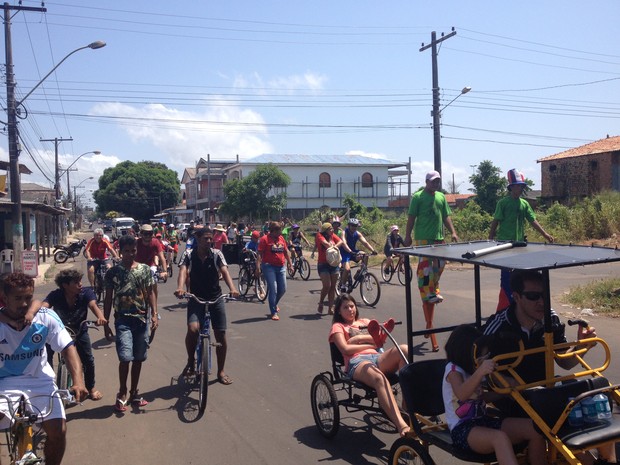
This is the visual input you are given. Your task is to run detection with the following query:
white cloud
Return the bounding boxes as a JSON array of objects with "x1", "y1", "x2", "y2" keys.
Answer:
[{"x1": 233, "y1": 71, "x2": 327, "y2": 95}]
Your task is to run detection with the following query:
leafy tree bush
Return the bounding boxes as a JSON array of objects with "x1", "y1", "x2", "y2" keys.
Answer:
[{"x1": 451, "y1": 201, "x2": 493, "y2": 241}]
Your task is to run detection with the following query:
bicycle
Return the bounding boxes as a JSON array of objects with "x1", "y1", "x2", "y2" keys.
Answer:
[
  {"x1": 287, "y1": 248, "x2": 311, "y2": 281},
  {"x1": 0, "y1": 389, "x2": 74, "y2": 465},
  {"x1": 54, "y1": 320, "x2": 99, "y2": 406},
  {"x1": 178, "y1": 293, "x2": 236, "y2": 415},
  {"x1": 380, "y1": 253, "x2": 406, "y2": 285},
  {"x1": 335, "y1": 251, "x2": 381, "y2": 306},
  {"x1": 90, "y1": 259, "x2": 109, "y2": 304},
  {"x1": 237, "y1": 250, "x2": 268, "y2": 302}
]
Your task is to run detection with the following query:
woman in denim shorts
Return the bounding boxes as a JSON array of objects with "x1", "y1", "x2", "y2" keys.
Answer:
[
  {"x1": 315, "y1": 222, "x2": 351, "y2": 315},
  {"x1": 328, "y1": 294, "x2": 410, "y2": 436}
]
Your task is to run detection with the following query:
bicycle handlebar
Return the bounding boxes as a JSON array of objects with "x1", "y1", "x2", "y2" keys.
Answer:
[
  {"x1": 0, "y1": 389, "x2": 74, "y2": 422},
  {"x1": 180, "y1": 293, "x2": 237, "y2": 306},
  {"x1": 358, "y1": 321, "x2": 402, "y2": 330}
]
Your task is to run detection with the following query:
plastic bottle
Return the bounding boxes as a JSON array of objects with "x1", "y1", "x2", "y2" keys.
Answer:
[
  {"x1": 568, "y1": 397, "x2": 584, "y2": 427},
  {"x1": 581, "y1": 396, "x2": 598, "y2": 423},
  {"x1": 594, "y1": 393, "x2": 612, "y2": 420}
]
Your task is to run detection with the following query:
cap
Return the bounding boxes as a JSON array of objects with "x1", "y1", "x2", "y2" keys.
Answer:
[
  {"x1": 140, "y1": 224, "x2": 153, "y2": 232},
  {"x1": 348, "y1": 218, "x2": 360, "y2": 226},
  {"x1": 321, "y1": 222, "x2": 333, "y2": 233},
  {"x1": 391, "y1": 225, "x2": 400, "y2": 232},
  {"x1": 251, "y1": 230, "x2": 260, "y2": 239},
  {"x1": 507, "y1": 169, "x2": 526, "y2": 186},
  {"x1": 155, "y1": 233, "x2": 162, "y2": 238},
  {"x1": 291, "y1": 224, "x2": 300, "y2": 229},
  {"x1": 168, "y1": 223, "x2": 175, "y2": 228},
  {"x1": 426, "y1": 170, "x2": 441, "y2": 182}
]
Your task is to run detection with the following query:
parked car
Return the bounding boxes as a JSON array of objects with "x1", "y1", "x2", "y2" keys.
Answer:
[{"x1": 103, "y1": 219, "x2": 113, "y2": 232}]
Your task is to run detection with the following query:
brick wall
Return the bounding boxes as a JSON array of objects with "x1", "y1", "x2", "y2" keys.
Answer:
[{"x1": 540, "y1": 151, "x2": 617, "y2": 201}]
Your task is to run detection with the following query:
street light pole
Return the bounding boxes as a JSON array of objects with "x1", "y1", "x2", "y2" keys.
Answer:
[
  {"x1": 60, "y1": 150, "x2": 101, "y2": 205},
  {"x1": 73, "y1": 176, "x2": 94, "y2": 227},
  {"x1": 3, "y1": 31, "x2": 105, "y2": 270}
]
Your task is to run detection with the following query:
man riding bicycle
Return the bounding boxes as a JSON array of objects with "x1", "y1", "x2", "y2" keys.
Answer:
[
  {"x1": 165, "y1": 223, "x2": 179, "y2": 264},
  {"x1": 84, "y1": 228, "x2": 118, "y2": 288},
  {"x1": 0, "y1": 272, "x2": 88, "y2": 465},
  {"x1": 287, "y1": 224, "x2": 311, "y2": 261},
  {"x1": 339, "y1": 218, "x2": 376, "y2": 291}
]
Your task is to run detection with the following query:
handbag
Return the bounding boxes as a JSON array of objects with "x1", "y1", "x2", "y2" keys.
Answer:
[{"x1": 326, "y1": 245, "x2": 342, "y2": 267}]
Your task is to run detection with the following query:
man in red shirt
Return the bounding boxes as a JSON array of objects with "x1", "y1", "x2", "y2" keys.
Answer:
[
  {"x1": 85, "y1": 228, "x2": 119, "y2": 287},
  {"x1": 136, "y1": 224, "x2": 168, "y2": 305}
]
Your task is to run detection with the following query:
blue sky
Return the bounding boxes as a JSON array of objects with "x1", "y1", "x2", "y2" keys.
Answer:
[{"x1": 3, "y1": 1, "x2": 619, "y2": 205}]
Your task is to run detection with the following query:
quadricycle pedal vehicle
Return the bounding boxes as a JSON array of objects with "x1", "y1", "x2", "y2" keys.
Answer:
[{"x1": 388, "y1": 240, "x2": 620, "y2": 465}]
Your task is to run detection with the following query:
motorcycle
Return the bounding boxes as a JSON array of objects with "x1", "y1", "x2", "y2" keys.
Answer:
[{"x1": 53, "y1": 239, "x2": 87, "y2": 264}]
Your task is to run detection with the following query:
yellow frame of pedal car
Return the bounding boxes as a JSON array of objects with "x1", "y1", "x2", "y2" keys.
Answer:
[{"x1": 395, "y1": 241, "x2": 620, "y2": 465}]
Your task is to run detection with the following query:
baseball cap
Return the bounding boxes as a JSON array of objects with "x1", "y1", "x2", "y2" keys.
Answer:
[
  {"x1": 140, "y1": 224, "x2": 153, "y2": 232},
  {"x1": 426, "y1": 170, "x2": 441, "y2": 182},
  {"x1": 391, "y1": 225, "x2": 400, "y2": 232},
  {"x1": 251, "y1": 230, "x2": 260, "y2": 239},
  {"x1": 507, "y1": 169, "x2": 526, "y2": 186}
]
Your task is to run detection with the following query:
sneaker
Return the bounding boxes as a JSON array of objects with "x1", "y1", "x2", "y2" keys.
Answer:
[{"x1": 427, "y1": 294, "x2": 444, "y2": 304}]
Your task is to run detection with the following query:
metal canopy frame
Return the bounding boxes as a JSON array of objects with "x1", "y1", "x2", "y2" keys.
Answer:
[{"x1": 396, "y1": 241, "x2": 620, "y2": 363}]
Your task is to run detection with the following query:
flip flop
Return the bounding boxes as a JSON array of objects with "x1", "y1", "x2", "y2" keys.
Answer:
[
  {"x1": 218, "y1": 374, "x2": 233, "y2": 385},
  {"x1": 367, "y1": 319, "x2": 386, "y2": 349},
  {"x1": 114, "y1": 396, "x2": 127, "y2": 412},
  {"x1": 89, "y1": 390, "x2": 103, "y2": 401}
]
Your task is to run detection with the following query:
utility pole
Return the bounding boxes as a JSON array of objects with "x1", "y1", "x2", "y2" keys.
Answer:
[
  {"x1": 4, "y1": 2, "x2": 47, "y2": 271},
  {"x1": 420, "y1": 28, "x2": 457, "y2": 189},
  {"x1": 40, "y1": 137, "x2": 73, "y2": 205}
]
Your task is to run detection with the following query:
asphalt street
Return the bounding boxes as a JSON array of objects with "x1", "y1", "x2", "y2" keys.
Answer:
[{"x1": 20, "y1": 244, "x2": 620, "y2": 464}]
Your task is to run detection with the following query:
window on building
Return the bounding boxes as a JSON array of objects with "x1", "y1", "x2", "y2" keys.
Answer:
[
  {"x1": 319, "y1": 172, "x2": 331, "y2": 188},
  {"x1": 549, "y1": 164, "x2": 557, "y2": 172},
  {"x1": 361, "y1": 172, "x2": 373, "y2": 188}
]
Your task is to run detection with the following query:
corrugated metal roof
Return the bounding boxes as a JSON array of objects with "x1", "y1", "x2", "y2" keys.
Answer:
[
  {"x1": 244, "y1": 153, "x2": 400, "y2": 166},
  {"x1": 538, "y1": 135, "x2": 620, "y2": 162}
]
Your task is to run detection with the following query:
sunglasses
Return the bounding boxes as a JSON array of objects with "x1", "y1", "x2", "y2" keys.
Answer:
[
  {"x1": 142, "y1": 232, "x2": 153, "y2": 236},
  {"x1": 521, "y1": 291, "x2": 544, "y2": 301}
]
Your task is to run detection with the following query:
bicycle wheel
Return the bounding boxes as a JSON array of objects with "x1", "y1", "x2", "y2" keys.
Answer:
[
  {"x1": 381, "y1": 259, "x2": 393, "y2": 283},
  {"x1": 360, "y1": 272, "x2": 381, "y2": 306},
  {"x1": 168, "y1": 263, "x2": 173, "y2": 278},
  {"x1": 310, "y1": 374, "x2": 340, "y2": 438},
  {"x1": 95, "y1": 275, "x2": 104, "y2": 304},
  {"x1": 238, "y1": 268, "x2": 250, "y2": 296},
  {"x1": 198, "y1": 336, "x2": 209, "y2": 414},
  {"x1": 287, "y1": 259, "x2": 297, "y2": 278},
  {"x1": 299, "y1": 258, "x2": 311, "y2": 281},
  {"x1": 389, "y1": 437, "x2": 434, "y2": 465},
  {"x1": 256, "y1": 275, "x2": 268, "y2": 302},
  {"x1": 397, "y1": 261, "x2": 407, "y2": 286}
]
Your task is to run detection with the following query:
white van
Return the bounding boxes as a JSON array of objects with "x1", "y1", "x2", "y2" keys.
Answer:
[{"x1": 113, "y1": 217, "x2": 136, "y2": 239}]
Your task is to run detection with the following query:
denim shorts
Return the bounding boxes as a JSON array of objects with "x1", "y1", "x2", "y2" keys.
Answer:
[
  {"x1": 115, "y1": 316, "x2": 149, "y2": 362},
  {"x1": 187, "y1": 297, "x2": 227, "y2": 331},
  {"x1": 451, "y1": 416, "x2": 503, "y2": 452},
  {"x1": 347, "y1": 353, "x2": 381, "y2": 379},
  {"x1": 317, "y1": 262, "x2": 339, "y2": 275}
]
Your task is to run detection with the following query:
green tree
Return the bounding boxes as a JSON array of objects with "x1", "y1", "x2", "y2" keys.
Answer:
[
  {"x1": 219, "y1": 164, "x2": 291, "y2": 220},
  {"x1": 469, "y1": 160, "x2": 506, "y2": 214},
  {"x1": 93, "y1": 161, "x2": 180, "y2": 221}
]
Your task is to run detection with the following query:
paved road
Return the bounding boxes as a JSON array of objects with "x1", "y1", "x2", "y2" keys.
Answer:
[{"x1": 27, "y1": 248, "x2": 620, "y2": 464}]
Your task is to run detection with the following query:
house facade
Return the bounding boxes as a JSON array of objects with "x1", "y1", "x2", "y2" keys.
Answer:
[{"x1": 537, "y1": 136, "x2": 620, "y2": 202}]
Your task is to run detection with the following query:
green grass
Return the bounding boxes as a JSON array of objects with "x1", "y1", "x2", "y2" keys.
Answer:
[{"x1": 562, "y1": 278, "x2": 620, "y2": 316}]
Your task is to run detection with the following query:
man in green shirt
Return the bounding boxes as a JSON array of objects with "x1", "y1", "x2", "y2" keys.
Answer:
[
  {"x1": 404, "y1": 170, "x2": 459, "y2": 352},
  {"x1": 488, "y1": 169, "x2": 554, "y2": 311}
]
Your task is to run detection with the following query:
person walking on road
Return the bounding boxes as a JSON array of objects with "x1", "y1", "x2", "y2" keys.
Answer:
[
  {"x1": 488, "y1": 169, "x2": 554, "y2": 311},
  {"x1": 315, "y1": 222, "x2": 352, "y2": 315},
  {"x1": 404, "y1": 170, "x2": 459, "y2": 352},
  {"x1": 256, "y1": 221, "x2": 293, "y2": 321},
  {"x1": 175, "y1": 226, "x2": 239, "y2": 385}
]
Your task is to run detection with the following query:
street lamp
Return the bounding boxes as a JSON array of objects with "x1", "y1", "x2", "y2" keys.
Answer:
[
  {"x1": 431, "y1": 86, "x2": 471, "y2": 188},
  {"x1": 73, "y1": 176, "x2": 94, "y2": 227},
  {"x1": 5, "y1": 39, "x2": 106, "y2": 270},
  {"x1": 60, "y1": 150, "x2": 101, "y2": 205}
]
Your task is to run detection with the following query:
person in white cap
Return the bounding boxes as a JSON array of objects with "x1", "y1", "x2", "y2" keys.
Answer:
[
  {"x1": 383, "y1": 224, "x2": 405, "y2": 271},
  {"x1": 404, "y1": 170, "x2": 459, "y2": 352},
  {"x1": 488, "y1": 169, "x2": 554, "y2": 311}
]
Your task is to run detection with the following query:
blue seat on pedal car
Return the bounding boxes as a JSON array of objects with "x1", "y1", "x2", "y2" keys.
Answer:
[
  {"x1": 523, "y1": 377, "x2": 620, "y2": 450},
  {"x1": 329, "y1": 343, "x2": 399, "y2": 386},
  {"x1": 399, "y1": 359, "x2": 525, "y2": 463}
]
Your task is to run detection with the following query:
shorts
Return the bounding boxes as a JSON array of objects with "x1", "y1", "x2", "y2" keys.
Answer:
[
  {"x1": 87, "y1": 259, "x2": 110, "y2": 269},
  {"x1": 187, "y1": 297, "x2": 227, "y2": 331},
  {"x1": 451, "y1": 416, "x2": 503, "y2": 452},
  {"x1": 115, "y1": 316, "x2": 149, "y2": 362},
  {"x1": 0, "y1": 380, "x2": 65, "y2": 430},
  {"x1": 317, "y1": 262, "x2": 339, "y2": 275},
  {"x1": 347, "y1": 353, "x2": 381, "y2": 379}
]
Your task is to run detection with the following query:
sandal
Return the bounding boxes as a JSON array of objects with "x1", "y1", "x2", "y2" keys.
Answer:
[
  {"x1": 129, "y1": 391, "x2": 148, "y2": 407},
  {"x1": 317, "y1": 303, "x2": 324, "y2": 314},
  {"x1": 114, "y1": 396, "x2": 128, "y2": 412},
  {"x1": 271, "y1": 314, "x2": 280, "y2": 321},
  {"x1": 217, "y1": 374, "x2": 233, "y2": 385},
  {"x1": 181, "y1": 363, "x2": 195, "y2": 378}
]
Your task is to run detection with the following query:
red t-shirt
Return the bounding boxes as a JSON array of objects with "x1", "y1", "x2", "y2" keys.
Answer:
[
  {"x1": 135, "y1": 239, "x2": 163, "y2": 266},
  {"x1": 258, "y1": 234, "x2": 288, "y2": 267},
  {"x1": 315, "y1": 232, "x2": 342, "y2": 265},
  {"x1": 86, "y1": 238, "x2": 113, "y2": 260}
]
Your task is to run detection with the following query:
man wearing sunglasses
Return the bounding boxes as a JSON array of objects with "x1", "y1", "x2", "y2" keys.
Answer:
[{"x1": 483, "y1": 269, "x2": 596, "y2": 385}]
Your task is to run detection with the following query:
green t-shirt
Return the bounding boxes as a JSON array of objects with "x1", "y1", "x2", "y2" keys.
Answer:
[
  {"x1": 493, "y1": 196, "x2": 536, "y2": 241},
  {"x1": 281, "y1": 226, "x2": 291, "y2": 242},
  {"x1": 408, "y1": 189, "x2": 451, "y2": 241},
  {"x1": 104, "y1": 262, "x2": 154, "y2": 321}
]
